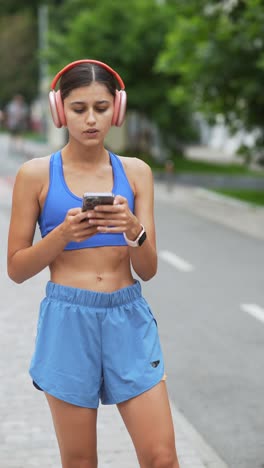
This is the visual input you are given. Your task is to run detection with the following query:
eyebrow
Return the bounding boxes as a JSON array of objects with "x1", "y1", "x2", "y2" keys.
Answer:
[{"x1": 70, "y1": 100, "x2": 110, "y2": 105}]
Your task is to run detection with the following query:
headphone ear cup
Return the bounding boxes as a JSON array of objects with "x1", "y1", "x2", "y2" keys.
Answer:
[
  {"x1": 111, "y1": 90, "x2": 120, "y2": 126},
  {"x1": 48, "y1": 90, "x2": 67, "y2": 128},
  {"x1": 49, "y1": 90, "x2": 62, "y2": 128},
  {"x1": 116, "y1": 90, "x2": 127, "y2": 127},
  {"x1": 55, "y1": 90, "x2": 67, "y2": 127},
  {"x1": 112, "y1": 90, "x2": 127, "y2": 127}
]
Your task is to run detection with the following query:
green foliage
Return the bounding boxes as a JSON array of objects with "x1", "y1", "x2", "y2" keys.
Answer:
[
  {"x1": 0, "y1": 12, "x2": 38, "y2": 106},
  {"x1": 0, "y1": 1, "x2": 64, "y2": 106},
  {"x1": 157, "y1": 0, "x2": 264, "y2": 138},
  {"x1": 0, "y1": 0, "x2": 39, "y2": 14},
  {"x1": 0, "y1": 0, "x2": 63, "y2": 14},
  {"x1": 46, "y1": 0, "x2": 197, "y2": 145},
  {"x1": 2, "y1": 0, "x2": 264, "y2": 155}
]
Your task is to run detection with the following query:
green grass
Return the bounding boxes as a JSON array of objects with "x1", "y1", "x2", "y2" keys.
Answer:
[
  {"x1": 0, "y1": 128, "x2": 47, "y2": 143},
  {"x1": 169, "y1": 156, "x2": 264, "y2": 176},
  {"x1": 172, "y1": 158, "x2": 260, "y2": 175},
  {"x1": 140, "y1": 153, "x2": 264, "y2": 176},
  {"x1": 214, "y1": 189, "x2": 264, "y2": 206},
  {"x1": 22, "y1": 131, "x2": 47, "y2": 143}
]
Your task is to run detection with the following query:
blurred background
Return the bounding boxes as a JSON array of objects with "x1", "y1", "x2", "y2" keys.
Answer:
[{"x1": 0, "y1": 0, "x2": 264, "y2": 202}]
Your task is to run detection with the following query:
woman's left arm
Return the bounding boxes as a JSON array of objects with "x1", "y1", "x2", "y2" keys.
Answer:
[{"x1": 122, "y1": 159, "x2": 157, "y2": 281}]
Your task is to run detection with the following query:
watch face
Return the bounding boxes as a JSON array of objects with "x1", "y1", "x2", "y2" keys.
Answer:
[{"x1": 138, "y1": 230, "x2": 147, "y2": 246}]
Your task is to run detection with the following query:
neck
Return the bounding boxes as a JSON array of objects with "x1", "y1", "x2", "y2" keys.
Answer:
[{"x1": 62, "y1": 140, "x2": 109, "y2": 166}]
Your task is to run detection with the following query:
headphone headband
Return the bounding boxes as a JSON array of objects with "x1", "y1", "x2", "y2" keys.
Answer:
[{"x1": 50, "y1": 59, "x2": 125, "y2": 91}]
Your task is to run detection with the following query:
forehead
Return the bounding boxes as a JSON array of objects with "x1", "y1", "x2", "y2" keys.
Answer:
[{"x1": 66, "y1": 82, "x2": 113, "y2": 101}]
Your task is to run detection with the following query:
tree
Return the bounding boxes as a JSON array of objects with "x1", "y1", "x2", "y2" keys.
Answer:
[
  {"x1": 157, "y1": 0, "x2": 264, "y2": 148},
  {"x1": 46, "y1": 0, "x2": 197, "y2": 149},
  {"x1": 0, "y1": 0, "x2": 63, "y2": 15},
  {"x1": 0, "y1": 12, "x2": 38, "y2": 106},
  {"x1": 0, "y1": 1, "x2": 65, "y2": 107}
]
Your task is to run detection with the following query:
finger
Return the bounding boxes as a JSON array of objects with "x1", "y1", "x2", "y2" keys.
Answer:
[
  {"x1": 67, "y1": 207, "x2": 83, "y2": 216},
  {"x1": 113, "y1": 195, "x2": 126, "y2": 205},
  {"x1": 93, "y1": 205, "x2": 116, "y2": 213},
  {"x1": 95, "y1": 219, "x2": 127, "y2": 228},
  {"x1": 88, "y1": 218, "x2": 127, "y2": 227},
  {"x1": 93, "y1": 203, "x2": 125, "y2": 214},
  {"x1": 78, "y1": 211, "x2": 95, "y2": 223},
  {"x1": 78, "y1": 220, "x2": 99, "y2": 230},
  {"x1": 97, "y1": 225, "x2": 126, "y2": 233},
  {"x1": 80, "y1": 226, "x2": 98, "y2": 235},
  {"x1": 68, "y1": 213, "x2": 88, "y2": 225},
  {"x1": 73, "y1": 225, "x2": 98, "y2": 241}
]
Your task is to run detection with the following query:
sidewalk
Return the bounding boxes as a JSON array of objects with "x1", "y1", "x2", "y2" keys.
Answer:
[
  {"x1": 154, "y1": 182, "x2": 264, "y2": 242},
  {"x1": 97, "y1": 399, "x2": 228, "y2": 468},
  {"x1": 2, "y1": 132, "x2": 54, "y2": 159}
]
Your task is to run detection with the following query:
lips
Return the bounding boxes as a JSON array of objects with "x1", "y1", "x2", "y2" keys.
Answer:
[{"x1": 84, "y1": 129, "x2": 98, "y2": 134}]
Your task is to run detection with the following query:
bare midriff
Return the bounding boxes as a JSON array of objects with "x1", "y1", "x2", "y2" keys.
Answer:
[{"x1": 49, "y1": 245, "x2": 135, "y2": 292}]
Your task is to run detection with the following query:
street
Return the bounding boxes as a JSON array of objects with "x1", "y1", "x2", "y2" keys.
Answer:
[
  {"x1": 1, "y1": 133, "x2": 264, "y2": 468},
  {"x1": 147, "y1": 195, "x2": 264, "y2": 468}
]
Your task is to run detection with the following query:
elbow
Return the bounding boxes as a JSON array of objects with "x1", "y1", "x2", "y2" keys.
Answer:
[
  {"x1": 138, "y1": 263, "x2": 158, "y2": 282},
  {"x1": 7, "y1": 265, "x2": 26, "y2": 284},
  {"x1": 8, "y1": 272, "x2": 25, "y2": 284},
  {"x1": 140, "y1": 270, "x2": 157, "y2": 282}
]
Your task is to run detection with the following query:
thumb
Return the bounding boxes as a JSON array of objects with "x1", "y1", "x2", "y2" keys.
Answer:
[
  {"x1": 114, "y1": 195, "x2": 126, "y2": 205},
  {"x1": 67, "y1": 207, "x2": 83, "y2": 216}
]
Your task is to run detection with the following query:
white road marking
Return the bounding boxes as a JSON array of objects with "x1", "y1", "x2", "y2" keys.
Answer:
[
  {"x1": 159, "y1": 250, "x2": 194, "y2": 272},
  {"x1": 241, "y1": 303, "x2": 264, "y2": 324}
]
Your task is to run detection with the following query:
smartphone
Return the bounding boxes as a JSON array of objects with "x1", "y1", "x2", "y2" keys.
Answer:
[{"x1": 82, "y1": 192, "x2": 115, "y2": 211}]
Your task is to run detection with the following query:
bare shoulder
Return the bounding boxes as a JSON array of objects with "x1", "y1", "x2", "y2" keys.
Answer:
[
  {"x1": 119, "y1": 155, "x2": 152, "y2": 178},
  {"x1": 15, "y1": 155, "x2": 51, "y2": 186},
  {"x1": 118, "y1": 155, "x2": 153, "y2": 198}
]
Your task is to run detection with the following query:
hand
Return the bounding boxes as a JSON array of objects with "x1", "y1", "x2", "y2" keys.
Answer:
[
  {"x1": 87, "y1": 195, "x2": 142, "y2": 239},
  {"x1": 60, "y1": 207, "x2": 99, "y2": 243}
]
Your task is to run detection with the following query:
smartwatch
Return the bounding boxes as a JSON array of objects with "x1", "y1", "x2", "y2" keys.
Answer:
[{"x1": 123, "y1": 224, "x2": 147, "y2": 247}]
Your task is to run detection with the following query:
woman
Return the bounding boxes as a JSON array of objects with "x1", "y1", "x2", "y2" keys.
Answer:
[{"x1": 7, "y1": 59, "x2": 180, "y2": 468}]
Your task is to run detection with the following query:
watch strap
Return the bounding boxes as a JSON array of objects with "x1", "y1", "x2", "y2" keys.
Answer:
[{"x1": 123, "y1": 224, "x2": 147, "y2": 247}]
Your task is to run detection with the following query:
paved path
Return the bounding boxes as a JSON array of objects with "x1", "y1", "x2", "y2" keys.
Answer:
[{"x1": 155, "y1": 182, "x2": 264, "y2": 242}]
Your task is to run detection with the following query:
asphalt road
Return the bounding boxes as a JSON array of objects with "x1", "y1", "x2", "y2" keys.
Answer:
[
  {"x1": 1, "y1": 136, "x2": 264, "y2": 468},
  {"x1": 143, "y1": 200, "x2": 264, "y2": 468}
]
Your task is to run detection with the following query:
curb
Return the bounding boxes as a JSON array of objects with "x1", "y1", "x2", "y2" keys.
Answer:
[
  {"x1": 194, "y1": 187, "x2": 261, "y2": 210},
  {"x1": 171, "y1": 401, "x2": 229, "y2": 468}
]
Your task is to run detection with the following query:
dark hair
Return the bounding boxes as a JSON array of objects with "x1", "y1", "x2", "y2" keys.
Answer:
[{"x1": 59, "y1": 63, "x2": 117, "y2": 101}]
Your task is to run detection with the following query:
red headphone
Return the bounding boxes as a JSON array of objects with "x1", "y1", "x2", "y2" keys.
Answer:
[{"x1": 49, "y1": 59, "x2": 127, "y2": 128}]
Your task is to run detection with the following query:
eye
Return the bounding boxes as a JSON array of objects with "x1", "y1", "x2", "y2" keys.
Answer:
[
  {"x1": 95, "y1": 107, "x2": 108, "y2": 113},
  {"x1": 73, "y1": 108, "x2": 85, "y2": 114}
]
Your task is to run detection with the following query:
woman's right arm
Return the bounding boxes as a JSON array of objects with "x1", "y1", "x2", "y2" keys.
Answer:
[{"x1": 7, "y1": 160, "x2": 97, "y2": 284}]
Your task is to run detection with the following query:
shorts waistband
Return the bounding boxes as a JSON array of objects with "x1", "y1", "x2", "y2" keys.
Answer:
[{"x1": 45, "y1": 280, "x2": 142, "y2": 308}]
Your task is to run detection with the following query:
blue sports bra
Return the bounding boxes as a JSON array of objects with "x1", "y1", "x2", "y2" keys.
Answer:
[{"x1": 38, "y1": 150, "x2": 135, "y2": 250}]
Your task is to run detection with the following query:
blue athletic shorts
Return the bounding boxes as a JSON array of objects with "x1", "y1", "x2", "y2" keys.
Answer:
[{"x1": 29, "y1": 280, "x2": 165, "y2": 408}]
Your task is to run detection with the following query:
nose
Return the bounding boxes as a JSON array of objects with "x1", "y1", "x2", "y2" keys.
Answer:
[{"x1": 85, "y1": 108, "x2": 96, "y2": 125}]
